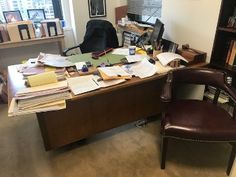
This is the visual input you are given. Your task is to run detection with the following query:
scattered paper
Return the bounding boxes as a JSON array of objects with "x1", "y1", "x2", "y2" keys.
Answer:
[
  {"x1": 122, "y1": 59, "x2": 157, "y2": 78},
  {"x1": 125, "y1": 54, "x2": 149, "y2": 63},
  {"x1": 156, "y1": 52, "x2": 188, "y2": 66}
]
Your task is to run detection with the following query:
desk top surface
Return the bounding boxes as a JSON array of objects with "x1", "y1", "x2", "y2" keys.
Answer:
[{"x1": 7, "y1": 61, "x2": 207, "y2": 106}]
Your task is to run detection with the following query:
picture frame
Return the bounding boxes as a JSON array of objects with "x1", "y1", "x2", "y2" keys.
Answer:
[
  {"x1": 88, "y1": 0, "x2": 106, "y2": 18},
  {"x1": 27, "y1": 9, "x2": 46, "y2": 23},
  {"x1": 3, "y1": 10, "x2": 23, "y2": 23}
]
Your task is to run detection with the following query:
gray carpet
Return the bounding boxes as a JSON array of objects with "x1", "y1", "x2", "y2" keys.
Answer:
[{"x1": 0, "y1": 104, "x2": 230, "y2": 177}]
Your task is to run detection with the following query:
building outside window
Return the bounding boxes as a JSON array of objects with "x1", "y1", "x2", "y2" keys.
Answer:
[{"x1": 0, "y1": 0, "x2": 62, "y2": 22}]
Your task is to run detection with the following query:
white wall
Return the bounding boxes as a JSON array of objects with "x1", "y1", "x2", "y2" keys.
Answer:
[
  {"x1": 70, "y1": 0, "x2": 127, "y2": 43},
  {"x1": 160, "y1": 0, "x2": 221, "y2": 99},
  {"x1": 161, "y1": 0, "x2": 221, "y2": 62}
]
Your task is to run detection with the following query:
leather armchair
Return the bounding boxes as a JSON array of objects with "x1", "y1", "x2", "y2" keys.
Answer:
[{"x1": 160, "y1": 67, "x2": 236, "y2": 175}]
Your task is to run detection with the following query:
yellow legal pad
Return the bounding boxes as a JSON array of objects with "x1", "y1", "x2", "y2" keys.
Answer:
[{"x1": 27, "y1": 71, "x2": 58, "y2": 87}]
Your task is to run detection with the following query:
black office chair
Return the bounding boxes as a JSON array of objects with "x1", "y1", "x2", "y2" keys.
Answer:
[{"x1": 63, "y1": 20, "x2": 119, "y2": 56}]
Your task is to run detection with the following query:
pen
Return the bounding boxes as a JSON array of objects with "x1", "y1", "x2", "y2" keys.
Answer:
[{"x1": 92, "y1": 78, "x2": 99, "y2": 86}]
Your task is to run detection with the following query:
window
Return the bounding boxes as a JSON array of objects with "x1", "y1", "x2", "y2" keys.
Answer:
[{"x1": 0, "y1": 0, "x2": 63, "y2": 23}]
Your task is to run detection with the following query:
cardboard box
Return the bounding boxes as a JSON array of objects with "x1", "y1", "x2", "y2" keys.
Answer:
[
  {"x1": 7, "y1": 21, "x2": 35, "y2": 42},
  {"x1": 41, "y1": 18, "x2": 63, "y2": 37},
  {"x1": 0, "y1": 24, "x2": 10, "y2": 43}
]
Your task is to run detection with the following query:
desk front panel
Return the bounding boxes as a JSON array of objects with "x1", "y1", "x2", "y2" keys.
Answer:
[{"x1": 37, "y1": 76, "x2": 166, "y2": 150}]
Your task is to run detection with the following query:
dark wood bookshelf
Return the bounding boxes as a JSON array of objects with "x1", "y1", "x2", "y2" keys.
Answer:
[{"x1": 210, "y1": 0, "x2": 236, "y2": 87}]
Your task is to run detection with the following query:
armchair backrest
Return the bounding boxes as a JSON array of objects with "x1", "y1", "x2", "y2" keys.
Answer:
[
  {"x1": 171, "y1": 68, "x2": 228, "y2": 90},
  {"x1": 161, "y1": 68, "x2": 236, "y2": 103}
]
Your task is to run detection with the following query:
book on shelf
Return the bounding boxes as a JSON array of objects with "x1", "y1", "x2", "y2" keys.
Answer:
[{"x1": 226, "y1": 40, "x2": 236, "y2": 66}]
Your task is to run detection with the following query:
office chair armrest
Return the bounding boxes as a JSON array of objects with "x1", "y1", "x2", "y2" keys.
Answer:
[
  {"x1": 160, "y1": 81, "x2": 172, "y2": 103},
  {"x1": 62, "y1": 44, "x2": 81, "y2": 56}
]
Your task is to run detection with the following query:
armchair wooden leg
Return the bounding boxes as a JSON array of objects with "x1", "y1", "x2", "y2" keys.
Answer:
[
  {"x1": 227, "y1": 144, "x2": 236, "y2": 176},
  {"x1": 161, "y1": 137, "x2": 168, "y2": 169}
]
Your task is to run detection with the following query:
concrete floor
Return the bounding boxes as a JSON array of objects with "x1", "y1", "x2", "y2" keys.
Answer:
[{"x1": 0, "y1": 104, "x2": 230, "y2": 177}]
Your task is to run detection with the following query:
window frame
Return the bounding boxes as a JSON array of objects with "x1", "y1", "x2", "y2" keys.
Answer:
[
  {"x1": 52, "y1": 0, "x2": 63, "y2": 20},
  {"x1": 0, "y1": 0, "x2": 63, "y2": 22}
]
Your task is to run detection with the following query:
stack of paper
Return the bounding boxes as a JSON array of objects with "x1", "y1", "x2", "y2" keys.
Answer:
[
  {"x1": 8, "y1": 81, "x2": 71, "y2": 116},
  {"x1": 67, "y1": 75, "x2": 126, "y2": 95},
  {"x1": 18, "y1": 57, "x2": 68, "y2": 81}
]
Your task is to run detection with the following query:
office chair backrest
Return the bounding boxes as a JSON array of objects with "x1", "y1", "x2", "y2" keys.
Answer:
[{"x1": 80, "y1": 20, "x2": 119, "y2": 53}]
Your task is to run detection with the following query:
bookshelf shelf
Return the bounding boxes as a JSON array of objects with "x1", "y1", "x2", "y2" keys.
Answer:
[
  {"x1": 218, "y1": 27, "x2": 236, "y2": 33},
  {"x1": 210, "y1": 61, "x2": 236, "y2": 74}
]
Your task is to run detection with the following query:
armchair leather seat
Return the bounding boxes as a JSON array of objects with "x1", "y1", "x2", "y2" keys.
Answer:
[{"x1": 163, "y1": 100, "x2": 236, "y2": 141}]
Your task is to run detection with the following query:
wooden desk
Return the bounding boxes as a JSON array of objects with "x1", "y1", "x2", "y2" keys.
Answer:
[
  {"x1": 0, "y1": 35, "x2": 65, "y2": 54},
  {"x1": 8, "y1": 65, "x2": 167, "y2": 150},
  {"x1": 8, "y1": 62, "x2": 207, "y2": 151}
]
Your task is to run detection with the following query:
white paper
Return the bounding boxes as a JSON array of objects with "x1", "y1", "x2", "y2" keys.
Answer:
[
  {"x1": 67, "y1": 75, "x2": 100, "y2": 95},
  {"x1": 75, "y1": 62, "x2": 86, "y2": 70},
  {"x1": 112, "y1": 48, "x2": 129, "y2": 56},
  {"x1": 123, "y1": 59, "x2": 157, "y2": 78},
  {"x1": 125, "y1": 54, "x2": 149, "y2": 63},
  {"x1": 37, "y1": 53, "x2": 74, "y2": 67},
  {"x1": 156, "y1": 52, "x2": 188, "y2": 66},
  {"x1": 98, "y1": 66, "x2": 131, "y2": 77}
]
